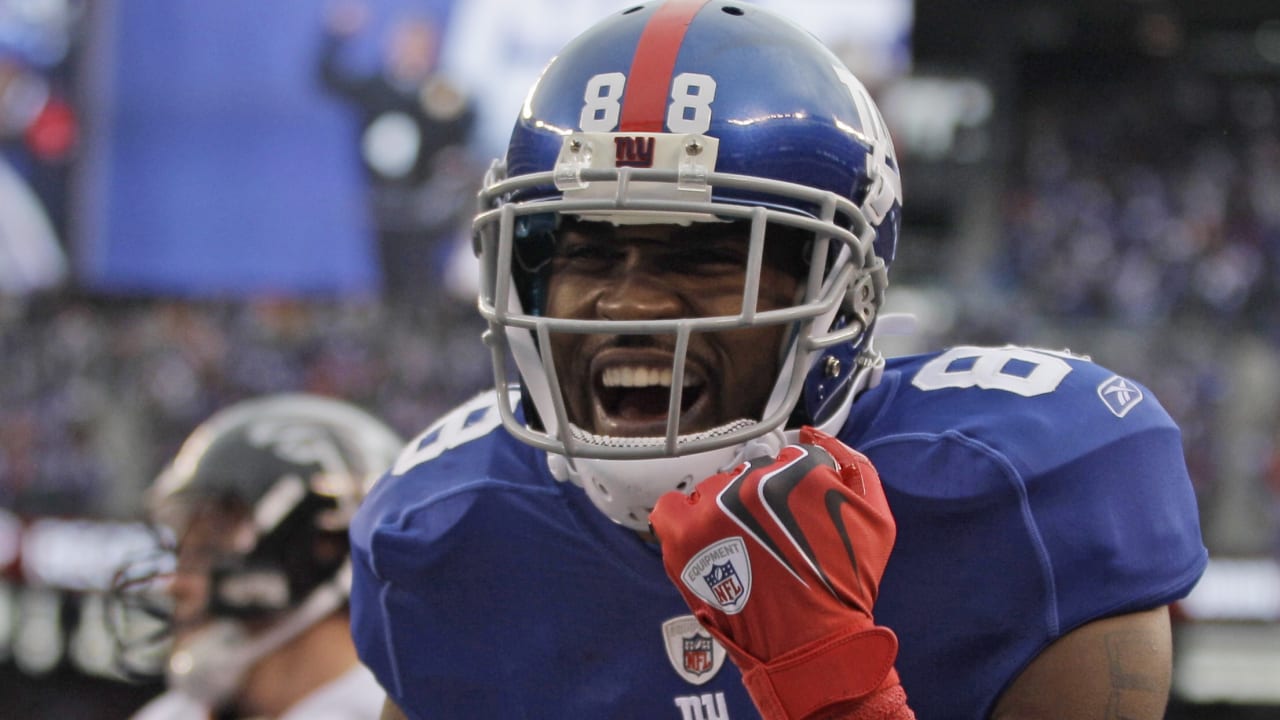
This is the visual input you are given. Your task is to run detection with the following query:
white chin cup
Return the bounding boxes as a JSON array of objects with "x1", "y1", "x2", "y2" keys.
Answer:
[{"x1": 547, "y1": 424, "x2": 788, "y2": 532}]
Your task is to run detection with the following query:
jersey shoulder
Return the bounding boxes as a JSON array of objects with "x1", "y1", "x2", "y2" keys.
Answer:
[
  {"x1": 855, "y1": 344, "x2": 1206, "y2": 616},
  {"x1": 857, "y1": 344, "x2": 1178, "y2": 458},
  {"x1": 351, "y1": 390, "x2": 552, "y2": 551},
  {"x1": 858, "y1": 346, "x2": 1207, "y2": 716}
]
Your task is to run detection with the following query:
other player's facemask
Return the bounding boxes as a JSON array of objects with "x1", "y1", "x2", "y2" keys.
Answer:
[{"x1": 473, "y1": 0, "x2": 903, "y2": 531}]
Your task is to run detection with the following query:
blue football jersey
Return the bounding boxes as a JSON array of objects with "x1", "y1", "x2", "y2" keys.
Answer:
[{"x1": 349, "y1": 345, "x2": 1207, "y2": 719}]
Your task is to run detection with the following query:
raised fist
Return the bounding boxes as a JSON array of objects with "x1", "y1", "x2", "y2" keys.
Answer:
[{"x1": 650, "y1": 427, "x2": 911, "y2": 720}]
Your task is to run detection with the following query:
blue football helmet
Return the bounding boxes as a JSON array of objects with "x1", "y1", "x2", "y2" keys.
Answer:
[{"x1": 474, "y1": 0, "x2": 903, "y2": 530}]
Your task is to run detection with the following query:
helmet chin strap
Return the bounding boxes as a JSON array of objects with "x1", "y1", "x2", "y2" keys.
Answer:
[{"x1": 166, "y1": 563, "x2": 351, "y2": 710}]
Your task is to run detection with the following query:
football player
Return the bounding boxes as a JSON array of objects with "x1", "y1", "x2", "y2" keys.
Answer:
[
  {"x1": 349, "y1": 2, "x2": 1208, "y2": 718},
  {"x1": 117, "y1": 394, "x2": 402, "y2": 720}
]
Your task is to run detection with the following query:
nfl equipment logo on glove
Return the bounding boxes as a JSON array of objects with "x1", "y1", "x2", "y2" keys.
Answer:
[{"x1": 680, "y1": 537, "x2": 753, "y2": 614}]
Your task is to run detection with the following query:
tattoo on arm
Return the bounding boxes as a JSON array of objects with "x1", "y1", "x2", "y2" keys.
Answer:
[
  {"x1": 1104, "y1": 629, "x2": 1167, "y2": 720},
  {"x1": 992, "y1": 607, "x2": 1172, "y2": 720}
]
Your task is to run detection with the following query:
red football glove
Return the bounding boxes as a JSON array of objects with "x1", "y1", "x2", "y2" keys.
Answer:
[{"x1": 650, "y1": 427, "x2": 910, "y2": 720}]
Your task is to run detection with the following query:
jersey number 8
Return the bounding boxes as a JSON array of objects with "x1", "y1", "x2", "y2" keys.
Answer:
[{"x1": 912, "y1": 346, "x2": 1074, "y2": 398}]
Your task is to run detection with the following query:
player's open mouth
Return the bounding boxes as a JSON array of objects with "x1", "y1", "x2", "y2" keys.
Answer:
[{"x1": 591, "y1": 363, "x2": 707, "y2": 436}]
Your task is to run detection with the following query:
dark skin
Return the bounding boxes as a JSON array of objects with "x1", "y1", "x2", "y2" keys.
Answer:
[
  {"x1": 381, "y1": 220, "x2": 1176, "y2": 719},
  {"x1": 542, "y1": 219, "x2": 804, "y2": 438}
]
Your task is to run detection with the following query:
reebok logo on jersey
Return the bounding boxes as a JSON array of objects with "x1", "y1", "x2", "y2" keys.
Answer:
[
  {"x1": 680, "y1": 537, "x2": 752, "y2": 614},
  {"x1": 1097, "y1": 375, "x2": 1144, "y2": 418},
  {"x1": 662, "y1": 615, "x2": 727, "y2": 685}
]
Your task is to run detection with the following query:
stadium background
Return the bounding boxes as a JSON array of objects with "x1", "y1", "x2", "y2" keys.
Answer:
[{"x1": 0, "y1": 0, "x2": 1277, "y2": 717}]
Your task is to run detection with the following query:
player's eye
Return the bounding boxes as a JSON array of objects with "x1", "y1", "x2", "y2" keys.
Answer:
[
  {"x1": 668, "y1": 250, "x2": 738, "y2": 275},
  {"x1": 555, "y1": 241, "x2": 619, "y2": 268}
]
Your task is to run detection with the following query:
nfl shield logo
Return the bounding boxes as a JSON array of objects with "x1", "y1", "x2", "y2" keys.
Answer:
[
  {"x1": 683, "y1": 634, "x2": 714, "y2": 676},
  {"x1": 662, "y1": 615, "x2": 727, "y2": 685},
  {"x1": 704, "y1": 562, "x2": 745, "y2": 607}
]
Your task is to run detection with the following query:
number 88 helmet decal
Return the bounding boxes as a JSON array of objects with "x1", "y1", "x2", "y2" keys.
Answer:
[{"x1": 474, "y1": 0, "x2": 903, "y2": 530}]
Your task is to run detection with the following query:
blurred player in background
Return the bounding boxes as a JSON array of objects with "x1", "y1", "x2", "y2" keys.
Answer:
[
  {"x1": 349, "y1": 2, "x2": 1207, "y2": 718},
  {"x1": 116, "y1": 394, "x2": 402, "y2": 720}
]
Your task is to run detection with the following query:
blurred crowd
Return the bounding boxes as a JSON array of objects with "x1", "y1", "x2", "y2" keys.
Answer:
[
  {"x1": 1003, "y1": 67, "x2": 1280, "y2": 334},
  {"x1": 0, "y1": 291, "x2": 491, "y2": 520}
]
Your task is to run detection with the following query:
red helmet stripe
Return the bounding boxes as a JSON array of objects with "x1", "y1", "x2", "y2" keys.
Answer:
[{"x1": 619, "y1": 0, "x2": 711, "y2": 132}]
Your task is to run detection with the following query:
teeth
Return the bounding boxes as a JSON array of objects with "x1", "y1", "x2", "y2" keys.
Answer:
[
  {"x1": 601, "y1": 366, "x2": 702, "y2": 389},
  {"x1": 602, "y1": 366, "x2": 669, "y2": 388}
]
